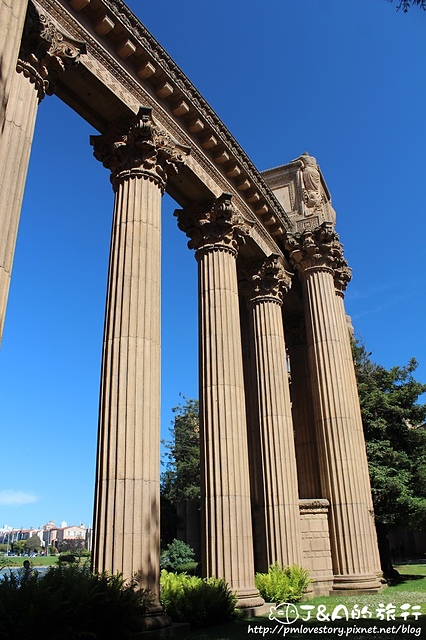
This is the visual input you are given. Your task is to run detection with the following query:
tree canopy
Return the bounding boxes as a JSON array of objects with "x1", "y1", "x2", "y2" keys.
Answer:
[
  {"x1": 388, "y1": 0, "x2": 426, "y2": 11},
  {"x1": 161, "y1": 397, "x2": 200, "y2": 506},
  {"x1": 353, "y1": 340, "x2": 426, "y2": 533}
]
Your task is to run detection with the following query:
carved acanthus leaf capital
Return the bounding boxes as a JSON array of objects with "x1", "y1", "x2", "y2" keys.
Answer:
[
  {"x1": 285, "y1": 222, "x2": 344, "y2": 276},
  {"x1": 175, "y1": 193, "x2": 252, "y2": 256},
  {"x1": 90, "y1": 107, "x2": 190, "y2": 190},
  {"x1": 17, "y1": 1, "x2": 86, "y2": 102},
  {"x1": 239, "y1": 256, "x2": 291, "y2": 305}
]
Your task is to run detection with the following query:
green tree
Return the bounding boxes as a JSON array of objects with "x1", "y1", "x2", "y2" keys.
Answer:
[
  {"x1": 161, "y1": 398, "x2": 200, "y2": 547},
  {"x1": 353, "y1": 340, "x2": 426, "y2": 572},
  {"x1": 162, "y1": 398, "x2": 200, "y2": 504},
  {"x1": 24, "y1": 535, "x2": 42, "y2": 554},
  {"x1": 388, "y1": 0, "x2": 426, "y2": 11},
  {"x1": 12, "y1": 540, "x2": 25, "y2": 556}
]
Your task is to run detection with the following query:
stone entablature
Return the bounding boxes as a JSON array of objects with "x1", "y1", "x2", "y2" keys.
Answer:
[{"x1": 299, "y1": 499, "x2": 334, "y2": 596}]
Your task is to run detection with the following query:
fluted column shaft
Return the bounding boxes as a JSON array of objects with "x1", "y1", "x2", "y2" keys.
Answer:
[
  {"x1": 286, "y1": 224, "x2": 381, "y2": 591},
  {"x1": 93, "y1": 174, "x2": 162, "y2": 592},
  {"x1": 334, "y1": 287, "x2": 381, "y2": 574},
  {"x1": 0, "y1": 68, "x2": 38, "y2": 338},
  {"x1": 176, "y1": 194, "x2": 262, "y2": 607},
  {"x1": 243, "y1": 259, "x2": 303, "y2": 571},
  {"x1": 0, "y1": 0, "x2": 28, "y2": 131},
  {"x1": 302, "y1": 267, "x2": 379, "y2": 588},
  {"x1": 91, "y1": 107, "x2": 188, "y2": 601}
]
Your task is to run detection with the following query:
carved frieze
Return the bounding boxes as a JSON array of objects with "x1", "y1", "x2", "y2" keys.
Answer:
[
  {"x1": 239, "y1": 256, "x2": 291, "y2": 305},
  {"x1": 90, "y1": 106, "x2": 190, "y2": 190},
  {"x1": 285, "y1": 222, "x2": 345, "y2": 276},
  {"x1": 175, "y1": 193, "x2": 252, "y2": 256},
  {"x1": 17, "y1": 1, "x2": 86, "y2": 101}
]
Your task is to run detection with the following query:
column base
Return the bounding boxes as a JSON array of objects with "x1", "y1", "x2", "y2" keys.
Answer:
[
  {"x1": 236, "y1": 588, "x2": 265, "y2": 609},
  {"x1": 143, "y1": 604, "x2": 172, "y2": 630},
  {"x1": 332, "y1": 573, "x2": 383, "y2": 595}
]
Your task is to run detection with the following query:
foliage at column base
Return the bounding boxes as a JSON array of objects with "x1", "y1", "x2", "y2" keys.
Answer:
[
  {"x1": 160, "y1": 569, "x2": 237, "y2": 628},
  {"x1": 255, "y1": 563, "x2": 312, "y2": 604}
]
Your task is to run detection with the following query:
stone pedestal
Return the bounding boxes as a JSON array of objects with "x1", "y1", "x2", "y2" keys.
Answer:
[
  {"x1": 241, "y1": 257, "x2": 303, "y2": 572},
  {"x1": 299, "y1": 499, "x2": 334, "y2": 596},
  {"x1": 176, "y1": 194, "x2": 263, "y2": 608},
  {"x1": 91, "y1": 107, "x2": 187, "y2": 603},
  {"x1": 286, "y1": 223, "x2": 381, "y2": 592}
]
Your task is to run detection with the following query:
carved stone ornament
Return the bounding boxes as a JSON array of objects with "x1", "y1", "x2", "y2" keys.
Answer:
[
  {"x1": 300, "y1": 153, "x2": 323, "y2": 216},
  {"x1": 90, "y1": 106, "x2": 190, "y2": 190},
  {"x1": 17, "y1": 1, "x2": 87, "y2": 102},
  {"x1": 239, "y1": 256, "x2": 291, "y2": 305},
  {"x1": 285, "y1": 222, "x2": 345, "y2": 276},
  {"x1": 175, "y1": 193, "x2": 252, "y2": 256},
  {"x1": 334, "y1": 264, "x2": 352, "y2": 296}
]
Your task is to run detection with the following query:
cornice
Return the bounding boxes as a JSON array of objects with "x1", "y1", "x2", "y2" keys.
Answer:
[
  {"x1": 100, "y1": 0, "x2": 292, "y2": 229},
  {"x1": 59, "y1": 0, "x2": 291, "y2": 235}
]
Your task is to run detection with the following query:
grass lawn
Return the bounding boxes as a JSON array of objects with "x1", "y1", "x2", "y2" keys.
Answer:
[
  {"x1": 178, "y1": 564, "x2": 426, "y2": 640},
  {"x1": 1, "y1": 555, "x2": 66, "y2": 567}
]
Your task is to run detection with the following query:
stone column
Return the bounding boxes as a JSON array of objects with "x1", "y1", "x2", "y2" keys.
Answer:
[
  {"x1": 176, "y1": 194, "x2": 263, "y2": 608},
  {"x1": 0, "y1": 0, "x2": 28, "y2": 131},
  {"x1": 240, "y1": 256, "x2": 303, "y2": 572},
  {"x1": 91, "y1": 107, "x2": 188, "y2": 603},
  {"x1": 286, "y1": 223, "x2": 381, "y2": 591},
  {"x1": 334, "y1": 267, "x2": 382, "y2": 575},
  {"x1": 285, "y1": 316, "x2": 321, "y2": 500},
  {"x1": 0, "y1": 2, "x2": 85, "y2": 339}
]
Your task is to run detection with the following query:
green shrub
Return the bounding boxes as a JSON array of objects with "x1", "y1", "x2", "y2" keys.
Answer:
[
  {"x1": 160, "y1": 539, "x2": 195, "y2": 571},
  {"x1": 175, "y1": 561, "x2": 200, "y2": 575},
  {"x1": 0, "y1": 564, "x2": 152, "y2": 640},
  {"x1": 58, "y1": 553, "x2": 76, "y2": 564},
  {"x1": 255, "y1": 563, "x2": 312, "y2": 604},
  {"x1": 160, "y1": 570, "x2": 237, "y2": 628}
]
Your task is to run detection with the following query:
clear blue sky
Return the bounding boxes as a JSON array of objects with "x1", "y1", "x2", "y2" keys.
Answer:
[{"x1": 0, "y1": 0, "x2": 425, "y2": 530}]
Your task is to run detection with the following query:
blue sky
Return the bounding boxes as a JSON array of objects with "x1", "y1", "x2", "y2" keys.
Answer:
[{"x1": 0, "y1": 0, "x2": 425, "y2": 530}]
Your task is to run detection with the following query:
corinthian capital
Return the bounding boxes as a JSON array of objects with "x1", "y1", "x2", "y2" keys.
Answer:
[
  {"x1": 285, "y1": 222, "x2": 344, "y2": 276},
  {"x1": 90, "y1": 106, "x2": 189, "y2": 190},
  {"x1": 175, "y1": 193, "x2": 252, "y2": 256},
  {"x1": 17, "y1": 1, "x2": 86, "y2": 102},
  {"x1": 240, "y1": 256, "x2": 291, "y2": 305}
]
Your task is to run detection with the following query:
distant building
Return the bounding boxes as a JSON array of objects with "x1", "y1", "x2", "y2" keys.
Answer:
[{"x1": 1, "y1": 522, "x2": 92, "y2": 553}]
